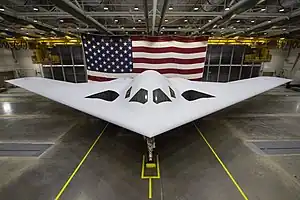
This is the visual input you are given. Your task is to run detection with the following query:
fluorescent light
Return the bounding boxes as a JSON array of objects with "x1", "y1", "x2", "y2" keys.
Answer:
[
  {"x1": 134, "y1": 6, "x2": 139, "y2": 11},
  {"x1": 54, "y1": 27, "x2": 58, "y2": 30},
  {"x1": 0, "y1": 8, "x2": 4, "y2": 11},
  {"x1": 133, "y1": 27, "x2": 136, "y2": 30},
  {"x1": 233, "y1": 27, "x2": 236, "y2": 29},
  {"x1": 221, "y1": 27, "x2": 224, "y2": 30},
  {"x1": 264, "y1": 32, "x2": 267, "y2": 35},
  {"x1": 282, "y1": 28, "x2": 286, "y2": 31},
  {"x1": 160, "y1": 31, "x2": 163, "y2": 34},
  {"x1": 164, "y1": 19, "x2": 168, "y2": 22},
  {"x1": 60, "y1": 19, "x2": 64, "y2": 22},
  {"x1": 225, "y1": 7, "x2": 230, "y2": 11},
  {"x1": 268, "y1": 20, "x2": 271, "y2": 23},
  {"x1": 213, "y1": 24, "x2": 217, "y2": 28},
  {"x1": 114, "y1": 19, "x2": 118, "y2": 22},
  {"x1": 174, "y1": 31, "x2": 177, "y2": 34},
  {"x1": 33, "y1": 20, "x2": 38, "y2": 23},
  {"x1": 162, "y1": 27, "x2": 165, "y2": 29},
  {"x1": 178, "y1": 27, "x2": 181, "y2": 29},
  {"x1": 33, "y1": 7, "x2": 39, "y2": 11},
  {"x1": 26, "y1": 32, "x2": 29, "y2": 35},
  {"x1": 198, "y1": 27, "x2": 201, "y2": 29},
  {"x1": 121, "y1": 26, "x2": 124, "y2": 30},
  {"x1": 251, "y1": 20, "x2": 255, "y2": 23},
  {"x1": 104, "y1": 7, "x2": 108, "y2": 10},
  {"x1": 261, "y1": 8, "x2": 266, "y2": 11},
  {"x1": 76, "y1": 27, "x2": 80, "y2": 30},
  {"x1": 20, "y1": 27, "x2": 24, "y2": 30},
  {"x1": 194, "y1": 7, "x2": 199, "y2": 11},
  {"x1": 208, "y1": 19, "x2": 212, "y2": 22},
  {"x1": 236, "y1": 20, "x2": 240, "y2": 23},
  {"x1": 5, "y1": 28, "x2": 8, "y2": 30},
  {"x1": 279, "y1": 8, "x2": 284, "y2": 12},
  {"x1": 184, "y1": 19, "x2": 188, "y2": 22},
  {"x1": 202, "y1": 31, "x2": 205, "y2": 34},
  {"x1": 168, "y1": 6, "x2": 173, "y2": 10},
  {"x1": 138, "y1": 19, "x2": 141, "y2": 22}
]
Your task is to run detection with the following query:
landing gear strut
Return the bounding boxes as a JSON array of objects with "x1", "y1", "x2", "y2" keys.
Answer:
[{"x1": 145, "y1": 137, "x2": 156, "y2": 162}]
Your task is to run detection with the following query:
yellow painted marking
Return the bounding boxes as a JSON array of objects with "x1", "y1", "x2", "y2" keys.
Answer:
[
  {"x1": 141, "y1": 155, "x2": 161, "y2": 199},
  {"x1": 148, "y1": 178, "x2": 152, "y2": 199},
  {"x1": 55, "y1": 123, "x2": 109, "y2": 200},
  {"x1": 194, "y1": 123, "x2": 249, "y2": 200}
]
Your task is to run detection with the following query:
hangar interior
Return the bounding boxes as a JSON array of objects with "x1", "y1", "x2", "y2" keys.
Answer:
[{"x1": 1, "y1": 0, "x2": 300, "y2": 199}]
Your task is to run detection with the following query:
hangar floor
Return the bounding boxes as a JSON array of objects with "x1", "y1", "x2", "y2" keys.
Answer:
[{"x1": 1, "y1": 87, "x2": 300, "y2": 200}]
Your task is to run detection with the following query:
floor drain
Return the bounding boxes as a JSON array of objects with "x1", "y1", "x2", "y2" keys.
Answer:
[
  {"x1": 246, "y1": 140, "x2": 300, "y2": 155},
  {"x1": 0, "y1": 143, "x2": 52, "y2": 157}
]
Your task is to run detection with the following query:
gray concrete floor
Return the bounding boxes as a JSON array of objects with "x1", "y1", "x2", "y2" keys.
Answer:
[{"x1": 0, "y1": 87, "x2": 300, "y2": 199}]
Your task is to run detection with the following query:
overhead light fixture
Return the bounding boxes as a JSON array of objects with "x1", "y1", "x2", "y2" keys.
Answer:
[
  {"x1": 134, "y1": 6, "x2": 139, "y2": 11},
  {"x1": 0, "y1": 8, "x2": 4, "y2": 11},
  {"x1": 225, "y1": 7, "x2": 230, "y2": 11},
  {"x1": 33, "y1": 7, "x2": 39, "y2": 11},
  {"x1": 178, "y1": 27, "x2": 181, "y2": 29},
  {"x1": 164, "y1": 19, "x2": 168, "y2": 22},
  {"x1": 174, "y1": 31, "x2": 177, "y2": 34},
  {"x1": 20, "y1": 27, "x2": 24, "y2": 30},
  {"x1": 261, "y1": 8, "x2": 266, "y2": 11},
  {"x1": 194, "y1": 7, "x2": 199, "y2": 11},
  {"x1": 198, "y1": 27, "x2": 201, "y2": 30},
  {"x1": 168, "y1": 6, "x2": 173, "y2": 10},
  {"x1": 54, "y1": 27, "x2": 58, "y2": 30},
  {"x1": 5, "y1": 28, "x2": 8, "y2": 31},
  {"x1": 104, "y1": 6, "x2": 108, "y2": 10},
  {"x1": 282, "y1": 28, "x2": 286, "y2": 31},
  {"x1": 279, "y1": 8, "x2": 284, "y2": 12},
  {"x1": 162, "y1": 27, "x2": 165, "y2": 29},
  {"x1": 221, "y1": 27, "x2": 224, "y2": 30},
  {"x1": 138, "y1": 19, "x2": 141, "y2": 22},
  {"x1": 202, "y1": 31, "x2": 205, "y2": 34},
  {"x1": 251, "y1": 20, "x2": 255, "y2": 23},
  {"x1": 236, "y1": 20, "x2": 240, "y2": 23},
  {"x1": 87, "y1": 32, "x2": 90, "y2": 34},
  {"x1": 125, "y1": 31, "x2": 128, "y2": 34},
  {"x1": 264, "y1": 32, "x2": 267, "y2": 35},
  {"x1": 76, "y1": 27, "x2": 80, "y2": 30},
  {"x1": 213, "y1": 24, "x2": 217, "y2": 28},
  {"x1": 247, "y1": 27, "x2": 250, "y2": 30},
  {"x1": 233, "y1": 27, "x2": 236, "y2": 29},
  {"x1": 121, "y1": 26, "x2": 124, "y2": 29},
  {"x1": 142, "y1": 31, "x2": 145, "y2": 34},
  {"x1": 208, "y1": 19, "x2": 212, "y2": 22},
  {"x1": 60, "y1": 19, "x2": 64, "y2": 22},
  {"x1": 267, "y1": 20, "x2": 271, "y2": 23},
  {"x1": 184, "y1": 19, "x2": 188, "y2": 22},
  {"x1": 133, "y1": 27, "x2": 136, "y2": 30},
  {"x1": 26, "y1": 32, "x2": 29, "y2": 35},
  {"x1": 114, "y1": 19, "x2": 118, "y2": 22},
  {"x1": 33, "y1": 20, "x2": 38, "y2": 23},
  {"x1": 160, "y1": 31, "x2": 163, "y2": 34}
]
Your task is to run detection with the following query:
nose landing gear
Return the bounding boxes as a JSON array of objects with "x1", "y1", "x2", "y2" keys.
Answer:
[{"x1": 144, "y1": 137, "x2": 156, "y2": 168}]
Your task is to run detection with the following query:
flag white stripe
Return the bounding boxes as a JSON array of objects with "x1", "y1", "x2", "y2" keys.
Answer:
[
  {"x1": 87, "y1": 70, "x2": 203, "y2": 79},
  {"x1": 132, "y1": 41, "x2": 208, "y2": 48},
  {"x1": 132, "y1": 63, "x2": 205, "y2": 70},
  {"x1": 132, "y1": 52, "x2": 207, "y2": 59}
]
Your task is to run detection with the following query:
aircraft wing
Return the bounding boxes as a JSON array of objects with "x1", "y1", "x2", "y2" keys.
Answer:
[
  {"x1": 6, "y1": 76, "x2": 290, "y2": 138},
  {"x1": 167, "y1": 76, "x2": 291, "y2": 130}
]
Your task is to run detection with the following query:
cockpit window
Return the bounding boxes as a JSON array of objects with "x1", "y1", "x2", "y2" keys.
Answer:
[
  {"x1": 169, "y1": 86, "x2": 176, "y2": 98},
  {"x1": 153, "y1": 88, "x2": 171, "y2": 104},
  {"x1": 129, "y1": 88, "x2": 148, "y2": 104},
  {"x1": 125, "y1": 87, "x2": 132, "y2": 98}
]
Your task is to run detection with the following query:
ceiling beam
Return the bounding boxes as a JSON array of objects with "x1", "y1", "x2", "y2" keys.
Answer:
[
  {"x1": 51, "y1": 0, "x2": 113, "y2": 35},
  {"x1": 157, "y1": 0, "x2": 169, "y2": 33},
  {"x1": 143, "y1": 0, "x2": 149, "y2": 34},
  {"x1": 16, "y1": 11, "x2": 287, "y2": 19},
  {"x1": 152, "y1": 0, "x2": 158, "y2": 35}
]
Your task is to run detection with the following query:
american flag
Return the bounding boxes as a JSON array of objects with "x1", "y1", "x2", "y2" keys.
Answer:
[{"x1": 81, "y1": 34, "x2": 208, "y2": 81}]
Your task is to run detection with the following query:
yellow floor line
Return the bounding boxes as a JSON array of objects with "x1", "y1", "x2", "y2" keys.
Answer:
[
  {"x1": 194, "y1": 123, "x2": 249, "y2": 200},
  {"x1": 54, "y1": 123, "x2": 109, "y2": 200},
  {"x1": 148, "y1": 178, "x2": 152, "y2": 199}
]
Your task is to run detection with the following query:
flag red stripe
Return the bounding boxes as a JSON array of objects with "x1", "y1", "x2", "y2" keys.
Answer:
[
  {"x1": 132, "y1": 46, "x2": 207, "y2": 54},
  {"x1": 133, "y1": 57, "x2": 205, "y2": 64},
  {"x1": 133, "y1": 68, "x2": 204, "y2": 74},
  {"x1": 88, "y1": 75, "x2": 115, "y2": 82},
  {"x1": 131, "y1": 36, "x2": 208, "y2": 42}
]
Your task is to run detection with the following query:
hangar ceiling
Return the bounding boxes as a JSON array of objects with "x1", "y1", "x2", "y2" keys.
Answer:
[{"x1": 0, "y1": 0, "x2": 300, "y2": 39}]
